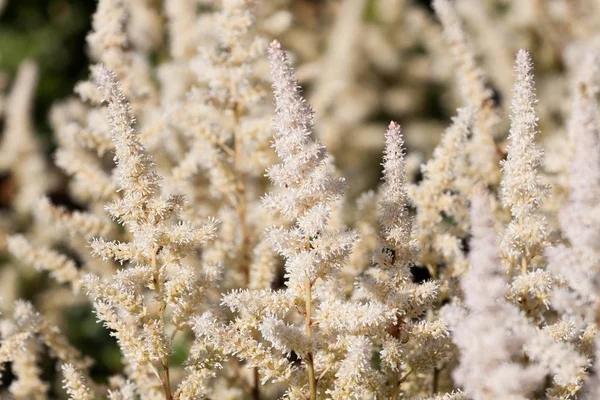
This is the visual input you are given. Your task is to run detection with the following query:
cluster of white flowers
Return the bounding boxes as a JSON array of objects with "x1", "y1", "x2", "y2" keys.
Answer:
[{"x1": 2, "y1": 0, "x2": 600, "y2": 399}]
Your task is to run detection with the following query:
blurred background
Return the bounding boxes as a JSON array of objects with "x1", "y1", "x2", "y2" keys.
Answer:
[{"x1": 0, "y1": 0, "x2": 96, "y2": 141}]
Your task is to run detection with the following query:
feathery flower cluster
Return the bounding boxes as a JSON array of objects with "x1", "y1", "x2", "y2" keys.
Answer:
[
  {"x1": 501, "y1": 50, "x2": 550, "y2": 275},
  {"x1": 444, "y1": 190, "x2": 546, "y2": 399},
  {"x1": 195, "y1": 41, "x2": 360, "y2": 400},
  {"x1": 83, "y1": 65, "x2": 220, "y2": 399},
  {"x1": 2, "y1": 0, "x2": 600, "y2": 398}
]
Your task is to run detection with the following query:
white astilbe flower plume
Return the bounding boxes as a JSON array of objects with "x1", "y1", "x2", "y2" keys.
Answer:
[
  {"x1": 559, "y1": 53, "x2": 600, "y2": 251},
  {"x1": 7, "y1": 0, "x2": 600, "y2": 397},
  {"x1": 168, "y1": 0, "x2": 275, "y2": 292},
  {"x1": 545, "y1": 54, "x2": 600, "y2": 397},
  {"x1": 326, "y1": 335, "x2": 380, "y2": 399},
  {"x1": 319, "y1": 122, "x2": 450, "y2": 396},
  {"x1": 408, "y1": 107, "x2": 474, "y2": 279},
  {"x1": 0, "y1": 301, "x2": 93, "y2": 398},
  {"x1": 443, "y1": 189, "x2": 546, "y2": 399},
  {"x1": 501, "y1": 50, "x2": 549, "y2": 275},
  {"x1": 379, "y1": 122, "x2": 413, "y2": 258},
  {"x1": 96, "y1": 64, "x2": 160, "y2": 227},
  {"x1": 62, "y1": 364, "x2": 93, "y2": 400},
  {"x1": 432, "y1": 0, "x2": 491, "y2": 111},
  {"x1": 264, "y1": 41, "x2": 346, "y2": 223},
  {"x1": 194, "y1": 41, "x2": 360, "y2": 399},
  {"x1": 81, "y1": 66, "x2": 220, "y2": 399},
  {"x1": 549, "y1": 53, "x2": 600, "y2": 307},
  {"x1": 432, "y1": 0, "x2": 500, "y2": 188},
  {"x1": 263, "y1": 40, "x2": 356, "y2": 293}
]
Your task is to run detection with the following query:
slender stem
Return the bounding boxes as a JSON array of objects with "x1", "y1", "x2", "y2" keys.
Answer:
[
  {"x1": 230, "y1": 102, "x2": 259, "y2": 398},
  {"x1": 251, "y1": 368, "x2": 261, "y2": 400},
  {"x1": 517, "y1": 217, "x2": 528, "y2": 275},
  {"x1": 305, "y1": 279, "x2": 317, "y2": 400},
  {"x1": 162, "y1": 359, "x2": 172, "y2": 400},
  {"x1": 520, "y1": 255, "x2": 528, "y2": 275},
  {"x1": 391, "y1": 371, "x2": 401, "y2": 399},
  {"x1": 290, "y1": 385, "x2": 309, "y2": 400},
  {"x1": 399, "y1": 368, "x2": 413, "y2": 384},
  {"x1": 432, "y1": 367, "x2": 439, "y2": 394},
  {"x1": 229, "y1": 102, "x2": 252, "y2": 286},
  {"x1": 152, "y1": 247, "x2": 173, "y2": 400},
  {"x1": 316, "y1": 362, "x2": 333, "y2": 382}
]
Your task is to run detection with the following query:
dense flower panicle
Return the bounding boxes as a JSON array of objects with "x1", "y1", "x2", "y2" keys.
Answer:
[
  {"x1": 164, "y1": 0, "x2": 202, "y2": 60},
  {"x1": 248, "y1": 239, "x2": 277, "y2": 290},
  {"x1": 560, "y1": 54, "x2": 600, "y2": 249},
  {"x1": 264, "y1": 41, "x2": 346, "y2": 227},
  {"x1": 264, "y1": 40, "x2": 353, "y2": 291},
  {"x1": 444, "y1": 190, "x2": 546, "y2": 399},
  {"x1": 409, "y1": 107, "x2": 474, "y2": 279},
  {"x1": 5, "y1": 0, "x2": 600, "y2": 398},
  {"x1": 462, "y1": 190, "x2": 509, "y2": 309},
  {"x1": 341, "y1": 191, "x2": 379, "y2": 291},
  {"x1": 500, "y1": 50, "x2": 549, "y2": 274},
  {"x1": 501, "y1": 50, "x2": 547, "y2": 217},
  {"x1": 96, "y1": 65, "x2": 159, "y2": 204},
  {"x1": 447, "y1": 190, "x2": 588, "y2": 398},
  {"x1": 432, "y1": 0, "x2": 501, "y2": 188},
  {"x1": 194, "y1": 41, "x2": 369, "y2": 399},
  {"x1": 10, "y1": 340, "x2": 48, "y2": 400},
  {"x1": 78, "y1": 0, "x2": 157, "y2": 107},
  {"x1": 0, "y1": 301, "x2": 92, "y2": 390},
  {"x1": 86, "y1": 0, "x2": 127, "y2": 61},
  {"x1": 525, "y1": 331, "x2": 588, "y2": 396},
  {"x1": 324, "y1": 121, "x2": 450, "y2": 396},
  {"x1": 36, "y1": 196, "x2": 116, "y2": 240},
  {"x1": 78, "y1": 65, "x2": 221, "y2": 398},
  {"x1": 379, "y1": 122, "x2": 412, "y2": 257},
  {"x1": 62, "y1": 364, "x2": 94, "y2": 400},
  {"x1": 106, "y1": 379, "x2": 137, "y2": 400},
  {"x1": 544, "y1": 54, "x2": 600, "y2": 396},
  {"x1": 53, "y1": 147, "x2": 118, "y2": 202},
  {"x1": 309, "y1": 0, "x2": 366, "y2": 154},
  {"x1": 432, "y1": 0, "x2": 491, "y2": 110},
  {"x1": 326, "y1": 335, "x2": 380, "y2": 399},
  {"x1": 162, "y1": 0, "x2": 276, "y2": 300}
]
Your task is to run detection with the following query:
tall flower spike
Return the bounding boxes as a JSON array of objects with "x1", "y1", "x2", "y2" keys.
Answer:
[
  {"x1": 265, "y1": 40, "x2": 345, "y2": 223},
  {"x1": 500, "y1": 49, "x2": 549, "y2": 274},
  {"x1": 214, "y1": 40, "x2": 358, "y2": 399},
  {"x1": 96, "y1": 64, "x2": 159, "y2": 204},
  {"x1": 543, "y1": 53, "x2": 600, "y2": 399},
  {"x1": 432, "y1": 0, "x2": 501, "y2": 187},
  {"x1": 87, "y1": 66, "x2": 220, "y2": 400},
  {"x1": 265, "y1": 40, "x2": 352, "y2": 290},
  {"x1": 379, "y1": 122, "x2": 412, "y2": 258},
  {"x1": 444, "y1": 189, "x2": 546, "y2": 399},
  {"x1": 567, "y1": 53, "x2": 600, "y2": 205},
  {"x1": 62, "y1": 364, "x2": 94, "y2": 400},
  {"x1": 344, "y1": 121, "x2": 449, "y2": 396},
  {"x1": 561, "y1": 53, "x2": 600, "y2": 249},
  {"x1": 86, "y1": 0, "x2": 127, "y2": 61},
  {"x1": 268, "y1": 41, "x2": 316, "y2": 160},
  {"x1": 408, "y1": 106, "x2": 473, "y2": 279},
  {"x1": 432, "y1": 0, "x2": 492, "y2": 110}
]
